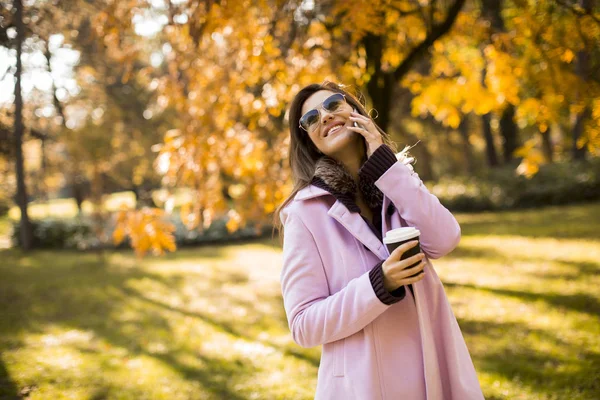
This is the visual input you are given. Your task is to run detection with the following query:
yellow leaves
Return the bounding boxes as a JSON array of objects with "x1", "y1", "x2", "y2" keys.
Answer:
[
  {"x1": 113, "y1": 225, "x2": 126, "y2": 245},
  {"x1": 332, "y1": 0, "x2": 387, "y2": 39},
  {"x1": 225, "y1": 209, "x2": 243, "y2": 233},
  {"x1": 515, "y1": 138, "x2": 545, "y2": 179},
  {"x1": 484, "y1": 46, "x2": 520, "y2": 106},
  {"x1": 561, "y1": 49, "x2": 575, "y2": 63},
  {"x1": 516, "y1": 97, "x2": 558, "y2": 134},
  {"x1": 447, "y1": 110, "x2": 461, "y2": 129},
  {"x1": 113, "y1": 208, "x2": 176, "y2": 258},
  {"x1": 228, "y1": 184, "x2": 247, "y2": 199}
]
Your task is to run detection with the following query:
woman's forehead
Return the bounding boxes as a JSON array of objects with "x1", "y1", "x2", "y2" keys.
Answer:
[{"x1": 301, "y1": 90, "x2": 336, "y2": 115}]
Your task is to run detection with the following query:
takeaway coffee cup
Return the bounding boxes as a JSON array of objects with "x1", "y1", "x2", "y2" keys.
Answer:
[{"x1": 383, "y1": 227, "x2": 422, "y2": 278}]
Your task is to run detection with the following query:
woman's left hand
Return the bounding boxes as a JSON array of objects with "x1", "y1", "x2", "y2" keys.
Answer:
[{"x1": 348, "y1": 111, "x2": 383, "y2": 158}]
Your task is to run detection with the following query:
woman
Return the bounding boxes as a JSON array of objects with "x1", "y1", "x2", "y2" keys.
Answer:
[{"x1": 274, "y1": 81, "x2": 484, "y2": 400}]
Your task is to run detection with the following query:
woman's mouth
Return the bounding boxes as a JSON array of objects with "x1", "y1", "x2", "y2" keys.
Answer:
[{"x1": 325, "y1": 123, "x2": 346, "y2": 137}]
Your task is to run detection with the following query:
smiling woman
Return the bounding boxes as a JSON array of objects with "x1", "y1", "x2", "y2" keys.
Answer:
[{"x1": 273, "y1": 81, "x2": 484, "y2": 399}]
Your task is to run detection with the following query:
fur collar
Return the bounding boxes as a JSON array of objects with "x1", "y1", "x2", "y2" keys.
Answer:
[{"x1": 311, "y1": 156, "x2": 384, "y2": 210}]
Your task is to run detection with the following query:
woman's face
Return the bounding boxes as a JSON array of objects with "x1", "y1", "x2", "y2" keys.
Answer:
[{"x1": 300, "y1": 90, "x2": 361, "y2": 158}]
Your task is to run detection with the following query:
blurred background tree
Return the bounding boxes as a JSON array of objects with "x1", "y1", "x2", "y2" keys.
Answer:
[{"x1": 0, "y1": 0, "x2": 598, "y2": 255}]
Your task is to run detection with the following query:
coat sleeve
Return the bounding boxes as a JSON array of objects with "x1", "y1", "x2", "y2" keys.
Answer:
[
  {"x1": 360, "y1": 144, "x2": 461, "y2": 259},
  {"x1": 280, "y1": 209, "x2": 390, "y2": 348}
]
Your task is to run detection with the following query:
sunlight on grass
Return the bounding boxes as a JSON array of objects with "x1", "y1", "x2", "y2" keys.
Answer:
[{"x1": 0, "y1": 202, "x2": 598, "y2": 399}]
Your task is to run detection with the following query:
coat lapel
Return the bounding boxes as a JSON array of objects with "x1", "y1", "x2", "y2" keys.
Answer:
[
  {"x1": 381, "y1": 196, "x2": 390, "y2": 239},
  {"x1": 327, "y1": 200, "x2": 388, "y2": 260}
]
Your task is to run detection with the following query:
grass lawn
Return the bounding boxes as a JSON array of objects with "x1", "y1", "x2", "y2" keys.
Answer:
[{"x1": 0, "y1": 202, "x2": 599, "y2": 399}]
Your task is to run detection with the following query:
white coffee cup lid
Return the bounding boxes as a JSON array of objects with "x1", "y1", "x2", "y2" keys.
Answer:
[{"x1": 383, "y1": 227, "x2": 421, "y2": 244}]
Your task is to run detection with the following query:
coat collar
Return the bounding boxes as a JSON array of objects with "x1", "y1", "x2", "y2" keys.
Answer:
[
  {"x1": 293, "y1": 155, "x2": 384, "y2": 210},
  {"x1": 292, "y1": 156, "x2": 392, "y2": 260}
]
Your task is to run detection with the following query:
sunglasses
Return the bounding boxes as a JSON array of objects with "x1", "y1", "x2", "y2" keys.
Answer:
[{"x1": 299, "y1": 93, "x2": 348, "y2": 132}]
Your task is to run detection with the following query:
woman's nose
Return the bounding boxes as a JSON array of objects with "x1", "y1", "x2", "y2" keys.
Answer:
[{"x1": 321, "y1": 111, "x2": 334, "y2": 124}]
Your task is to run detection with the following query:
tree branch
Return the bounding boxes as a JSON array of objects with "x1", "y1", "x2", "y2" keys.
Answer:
[{"x1": 393, "y1": 0, "x2": 466, "y2": 82}]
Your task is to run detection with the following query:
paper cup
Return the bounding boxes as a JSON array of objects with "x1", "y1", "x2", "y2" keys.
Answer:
[{"x1": 383, "y1": 227, "x2": 422, "y2": 278}]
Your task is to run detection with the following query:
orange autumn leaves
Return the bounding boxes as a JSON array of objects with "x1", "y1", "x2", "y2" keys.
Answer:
[{"x1": 113, "y1": 207, "x2": 176, "y2": 258}]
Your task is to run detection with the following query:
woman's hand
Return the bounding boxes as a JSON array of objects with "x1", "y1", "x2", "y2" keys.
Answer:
[
  {"x1": 348, "y1": 111, "x2": 383, "y2": 158},
  {"x1": 381, "y1": 240, "x2": 426, "y2": 292}
]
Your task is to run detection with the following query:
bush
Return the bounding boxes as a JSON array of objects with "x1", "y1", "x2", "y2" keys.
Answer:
[
  {"x1": 11, "y1": 218, "x2": 96, "y2": 249},
  {"x1": 429, "y1": 158, "x2": 600, "y2": 212},
  {"x1": 11, "y1": 214, "x2": 270, "y2": 250}
]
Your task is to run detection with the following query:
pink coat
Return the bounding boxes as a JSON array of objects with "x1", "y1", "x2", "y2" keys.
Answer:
[{"x1": 280, "y1": 159, "x2": 484, "y2": 399}]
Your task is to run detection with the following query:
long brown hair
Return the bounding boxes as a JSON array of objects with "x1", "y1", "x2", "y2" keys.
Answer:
[{"x1": 272, "y1": 81, "x2": 398, "y2": 240}]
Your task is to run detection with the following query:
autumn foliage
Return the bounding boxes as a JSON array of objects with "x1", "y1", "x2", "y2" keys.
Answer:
[{"x1": 2, "y1": 0, "x2": 598, "y2": 255}]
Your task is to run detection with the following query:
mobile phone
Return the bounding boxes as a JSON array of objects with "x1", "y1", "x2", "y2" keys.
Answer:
[{"x1": 352, "y1": 108, "x2": 363, "y2": 129}]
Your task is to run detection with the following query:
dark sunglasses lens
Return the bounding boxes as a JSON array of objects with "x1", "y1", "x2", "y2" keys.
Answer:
[
  {"x1": 323, "y1": 94, "x2": 345, "y2": 112},
  {"x1": 300, "y1": 110, "x2": 319, "y2": 131}
]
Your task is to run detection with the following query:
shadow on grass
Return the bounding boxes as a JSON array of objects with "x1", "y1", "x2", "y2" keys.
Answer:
[
  {"x1": 458, "y1": 317, "x2": 600, "y2": 398},
  {"x1": 120, "y1": 285, "x2": 319, "y2": 368},
  {"x1": 0, "y1": 247, "x2": 313, "y2": 398},
  {"x1": 445, "y1": 281, "x2": 600, "y2": 316},
  {"x1": 0, "y1": 357, "x2": 22, "y2": 400}
]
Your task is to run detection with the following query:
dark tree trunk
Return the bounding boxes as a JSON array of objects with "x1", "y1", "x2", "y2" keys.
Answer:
[
  {"x1": 572, "y1": 0, "x2": 592, "y2": 160},
  {"x1": 73, "y1": 176, "x2": 85, "y2": 214},
  {"x1": 540, "y1": 130, "x2": 554, "y2": 163},
  {"x1": 458, "y1": 115, "x2": 475, "y2": 175},
  {"x1": 415, "y1": 141, "x2": 435, "y2": 181},
  {"x1": 482, "y1": 0, "x2": 520, "y2": 164},
  {"x1": 481, "y1": 112, "x2": 499, "y2": 167},
  {"x1": 481, "y1": 0, "x2": 505, "y2": 30},
  {"x1": 500, "y1": 104, "x2": 519, "y2": 164},
  {"x1": 14, "y1": 0, "x2": 32, "y2": 250},
  {"x1": 363, "y1": 34, "x2": 394, "y2": 132}
]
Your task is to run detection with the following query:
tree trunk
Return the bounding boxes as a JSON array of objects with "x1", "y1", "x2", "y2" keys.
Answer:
[
  {"x1": 363, "y1": 34, "x2": 394, "y2": 132},
  {"x1": 540, "y1": 130, "x2": 554, "y2": 163},
  {"x1": 572, "y1": 0, "x2": 592, "y2": 161},
  {"x1": 481, "y1": 0, "x2": 520, "y2": 164},
  {"x1": 415, "y1": 141, "x2": 435, "y2": 181},
  {"x1": 481, "y1": 113, "x2": 499, "y2": 167},
  {"x1": 573, "y1": 106, "x2": 590, "y2": 160},
  {"x1": 14, "y1": 0, "x2": 33, "y2": 250},
  {"x1": 458, "y1": 115, "x2": 475, "y2": 175},
  {"x1": 72, "y1": 174, "x2": 85, "y2": 215},
  {"x1": 500, "y1": 104, "x2": 519, "y2": 164}
]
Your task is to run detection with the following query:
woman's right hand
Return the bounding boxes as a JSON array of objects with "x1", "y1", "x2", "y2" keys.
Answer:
[{"x1": 381, "y1": 240, "x2": 426, "y2": 292}]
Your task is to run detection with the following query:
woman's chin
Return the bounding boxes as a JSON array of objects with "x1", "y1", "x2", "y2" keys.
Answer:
[{"x1": 323, "y1": 130, "x2": 362, "y2": 154}]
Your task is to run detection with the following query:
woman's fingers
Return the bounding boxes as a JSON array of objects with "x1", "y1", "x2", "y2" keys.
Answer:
[
  {"x1": 388, "y1": 259, "x2": 426, "y2": 280},
  {"x1": 389, "y1": 240, "x2": 419, "y2": 260},
  {"x1": 390, "y1": 252, "x2": 425, "y2": 271},
  {"x1": 349, "y1": 112, "x2": 371, "y2": 124},
  {"x1": 399, "y1": 270, "x2": 425, "y2": 285},
  {"x1": 396, "y1": 260, "x2": 426, "y2": 279}
]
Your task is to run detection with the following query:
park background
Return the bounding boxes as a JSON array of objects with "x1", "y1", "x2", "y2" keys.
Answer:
[{"x1": 1, "y1": 0, "x2": 599, "y2": 399}]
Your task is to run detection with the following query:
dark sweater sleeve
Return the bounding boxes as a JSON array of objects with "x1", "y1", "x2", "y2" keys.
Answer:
[
  {"x1": 369, "y1": 261, "x2": 406, "y2": 305},
  {"x1": 359, "y1": 144, "x2": 398, "y2": 182}
]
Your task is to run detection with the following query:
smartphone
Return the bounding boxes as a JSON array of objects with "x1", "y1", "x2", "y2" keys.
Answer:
[
  {"x1": 352, "y1": 108, "x2": 363, "y2": 129},
  {"x1": 352, "y1": 108, "x2": 368, "y2": 149}
]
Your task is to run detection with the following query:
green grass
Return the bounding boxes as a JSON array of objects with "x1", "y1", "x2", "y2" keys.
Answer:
[{"x1": 1, "y1": 202, "x2": 599, "y2": 399}]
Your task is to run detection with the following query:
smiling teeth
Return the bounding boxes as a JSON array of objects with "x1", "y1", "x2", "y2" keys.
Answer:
[{"x1": 327, "y1": 125, "x2": 343, "y2": 136}]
